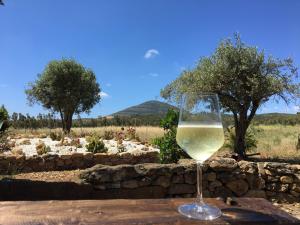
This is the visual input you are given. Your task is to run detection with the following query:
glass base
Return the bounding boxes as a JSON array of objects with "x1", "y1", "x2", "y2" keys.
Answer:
[{"x1": 178, "y1": 203, "x2": 222, "y2": 220}]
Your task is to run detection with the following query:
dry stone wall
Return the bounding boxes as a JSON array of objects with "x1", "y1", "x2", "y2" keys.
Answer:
[
  {"x1": 80, "y1": 158, "x2": 300, "y2": 203},
  {"x1": 0, "y1": 151, "x2": 159, "y2": 174}
]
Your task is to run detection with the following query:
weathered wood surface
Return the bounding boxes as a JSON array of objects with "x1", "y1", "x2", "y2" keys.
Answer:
[{"x1": 0, "y1": 198, "x2": 298, "y2": 225}]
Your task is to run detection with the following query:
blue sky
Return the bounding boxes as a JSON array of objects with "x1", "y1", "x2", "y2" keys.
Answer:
[{"x1": 0, "y1": 0, "x2": 299, "y2": 117}]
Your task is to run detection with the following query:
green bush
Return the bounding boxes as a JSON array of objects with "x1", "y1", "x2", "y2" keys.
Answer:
[
  {"x1": 224, "y1": 126, "x2": 258, "y2": 152},
  {"x1": 152, "y1": 109, "x2": 188, "y2": 163},
  {"x1": 86, "y1": 135, "x2": 108, "y2": 153},
  {"x1": 49, "y1": 132, "x2": 63, "y2": 141}
]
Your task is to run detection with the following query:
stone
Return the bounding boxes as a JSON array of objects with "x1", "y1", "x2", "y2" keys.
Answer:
[
  {"x1": 71, "y1": 153, "x2": 84, "y2": 159},
  {"x1": 138, "y1": 177, "x2": 153, "y2": 187},
  {"x1": 266, "y1": 183, "x2": 289, "y2": 192},
  {"x1": 226, "y1": 179, "x2": 249, "y2": 196},
  {"x1": 56, "y1": 159, "x2": 64, "y2": 167},
  {"x1": 122, "y1": 180, "x2": 139, "y2": 189},
  {"x1": 205, "y1": 172, "x2": 216, "y2": 182},
  {"x1": 266, "y1": 191, "x2": 277, "y2": 197},
  {"x1": 153, "y1": 176, "x2": 171, "y2": 188},
  {"x1": 212, "y1": 186, "x2": 233, "y2": 198},
  {"x1": 244, "y1": 190, "x2": 266, "y2": 198},
  {"x1": 171, "y1": 174, "x2": 184, "y2": 184},
  {"x1": 290, "y1": 190, "x2": 300, "y2": 198},
  {"x1": 238, "y1": 161, "x2": 258, "y2": 174},
  {"x1": 280, "y1": 176, "x2": 293, "y2": 184},
  {"x1": 184, "y1": 172, "x2": 196, "y2": 184},
  {"x1": 264, "y1": 162, "x2": 294, "y2": 175},
  {"x1": 209, "y1": 158, "x2": 238, "y2": 172},
  {"x1": 168, "y1": 184, "x2": 196, "y2": 195},
  {"x1": 246, "y1": 175, "x2": 265, "y2": 189},
  {"x1": 217, "y1": 172, "x2": 237, "y2": 183},
  {"x1": 60, "y1": 154, "x2": 72, "y2": 160},
  {"x1": 134, "y1": 164, "x2": 173, "y2": 176},
  {"x1": 291, "y1": 183, "x2": 300, "y2": 192},
  {"x1": 83, "y1": 152, "x2": 94, "y2": 160},
  {"x1": 208, "y1": 180, "x2": 222, "y2": 191}
]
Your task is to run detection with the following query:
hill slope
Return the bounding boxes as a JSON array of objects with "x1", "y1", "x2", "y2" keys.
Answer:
[{"x1": 112, "y1": 100, "x2": 177, "y2": 116}]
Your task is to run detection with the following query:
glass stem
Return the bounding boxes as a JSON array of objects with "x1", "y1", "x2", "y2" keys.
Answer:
[{"x1": 196, "y1": 161, "x2": 204, "y2": 206}]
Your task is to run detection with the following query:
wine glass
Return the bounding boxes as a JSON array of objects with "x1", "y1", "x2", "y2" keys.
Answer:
[{"x1": 176, "y1": 92, "x2": 224, "y2": 220}]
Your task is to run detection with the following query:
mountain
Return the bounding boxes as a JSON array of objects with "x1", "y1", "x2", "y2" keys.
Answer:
[{"x1": 112, "y1": 100, "x2": 178, "y2": 117}]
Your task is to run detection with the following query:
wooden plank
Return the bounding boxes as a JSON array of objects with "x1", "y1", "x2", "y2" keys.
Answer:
[{"x1": 0, "y1": 198, "x2": 298, "y2": 225}]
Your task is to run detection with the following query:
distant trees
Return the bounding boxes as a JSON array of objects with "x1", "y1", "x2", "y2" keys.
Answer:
[
  {"x1": 26, "y1": 59, "x2": 101, "y2": 133},
  {"x1": 0, "y1": 105, "x2": 9, "y2": 132},
  {"x1": 0, "y1": 105, "x2": 8, "y2": 121},
  {"x1": 161, "y1": 34, "x2": 299, "y2": 158}
]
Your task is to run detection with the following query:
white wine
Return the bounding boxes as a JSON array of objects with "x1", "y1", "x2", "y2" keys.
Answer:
[{"x1": 176, "y1": 123, "x2": 224, "y2": 162}]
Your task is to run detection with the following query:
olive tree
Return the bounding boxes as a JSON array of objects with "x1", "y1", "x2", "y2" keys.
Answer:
[
  {"x1": 26, "y1": 59, "x2": 101, "y2": 133},
  {"x1": 161, "y1": 34, "x2": 299, "y2": 158}
]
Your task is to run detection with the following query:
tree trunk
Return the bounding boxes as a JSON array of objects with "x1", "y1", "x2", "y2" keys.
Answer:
[
  {"x1": 234, "y1": 125, "x2": 247, "y2": 158},
  {"x1": 64, "y1": 113, "x2": 73, "y2": 134},
  {"x1": 233, "y1": 110, "x2": 248, "y2": 158}
]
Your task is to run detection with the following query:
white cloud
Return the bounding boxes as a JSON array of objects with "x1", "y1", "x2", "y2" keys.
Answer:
[
  {"x1": 293, "y1": 105, "x2": 300, "y2": 111},
  {"x1": 105, "y1": 83, "x2": 111, "y2": 87},
  {"x1": 144, "y1": 49, "x2": 159, "y2": 59},
  {"x1": 99, "y1": 91, "x2": 110, "y2": 98},
  {"x1": 149, "y1": 73, "x2": 159, "y2": 77}
]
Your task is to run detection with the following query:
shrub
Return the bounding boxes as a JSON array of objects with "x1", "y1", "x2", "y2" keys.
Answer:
[
  {"x1": 36, "y1": 141, "x2": 51, "y2": 155},
  {"x1": 86, "y1": 135, "x2": 108, "y2": 153},
  {"x1": 152, "y1": 109, "x2": 188, "y2": 163},
  {"x1": 103, "y1": 130, "x2": 114, "y2": 140},
  {"x1": 49, "y1": 132, "x2": 63, "y2": 141},
  {"x1": 126, "y1": 127, "x2": 140, "y2": 141},
  {"x1": 0, "y1": 131, "x2": 10, "y2": 152},
  {"x1": 297, "y1": 134, "x2": 300, "y2": 150},
  {"x1": 224, "y1": 126, "x2": 258, "y2": 152},
  {"x1": 70, "y1": 138, "x2": 82, "y2": 148}
]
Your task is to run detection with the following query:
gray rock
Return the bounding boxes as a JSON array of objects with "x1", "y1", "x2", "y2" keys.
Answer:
[
  {"x1": 205, "y1": 172, "x2": 216, "y2": 182},
  {"x1": 264, "y1": 162, "x2": 294, "y2": 175},
  {"x1": 153, "y1": 176, "x2": 171, "y2": 188},
  {"x1": 168, "y1": 184, "x2": 196, "y2": 195},
  {"x1": 184, "y1": 172, "x2": 196, "y2": 184},
  {"x1": 209, "y1": 158, "x2": 238, "y2": 172},
  {"x1": 280, "y1": 176, "x2": 293, "y2": 184},
  {"x1": 172, "y1": 174, "x2": 184, "y2": 184},
  {"x1": 238, "y1": 161, "x2": 258, "y2": 174},
  {"x1": 122, "y1": 180, "x2": 139, "y2": 189},
  {"x1": 208, "y1": 180, "x2": 222, "y2": 191},
  {"x1": 226, "y1": 179, "x2": 249, "y2": 196}
]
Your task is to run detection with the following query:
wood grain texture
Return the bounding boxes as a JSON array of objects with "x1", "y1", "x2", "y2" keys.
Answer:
[{"x1": 0, "y1": 198, "x2": 298, "y2": 225}]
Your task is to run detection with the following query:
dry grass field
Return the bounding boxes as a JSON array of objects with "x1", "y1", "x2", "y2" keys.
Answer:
[{"x1": 10, "y1": 125, "x2": 300, "y2": 161}]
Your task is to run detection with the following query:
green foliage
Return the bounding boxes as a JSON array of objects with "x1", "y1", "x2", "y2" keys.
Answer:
[
  {"x1": 0, "y1": 105, "x2": 8, "y2": 121},
  {"x1": 152, "y1": 109, "x2": 188, "y2": 163},
  {"x1": 224, "y1": 126, "x2": 258, "y2": 152},
  {"x1": 0, "y1": 105, "x2": 9, "y2": 132},
  {"x1": 160, "y1": 109, "x2": 179, "y2": 130},
  {"x1": 49, "y1": 132, "x2": 63, "y2": 141},
  {"x1": 86, "y1": 135, "x2": 107, "y2": 153},
  {"x1": 25, "y1": 59, "x2": 101, "y2": 133},
  {"x1": 161, "y1": 33, "x2": 299, "y2": 157}
]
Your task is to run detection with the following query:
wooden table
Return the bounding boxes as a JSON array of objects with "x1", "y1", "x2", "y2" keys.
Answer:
[{"x1": 0, "y1": 198, "x2": 298, "y2": 225}]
